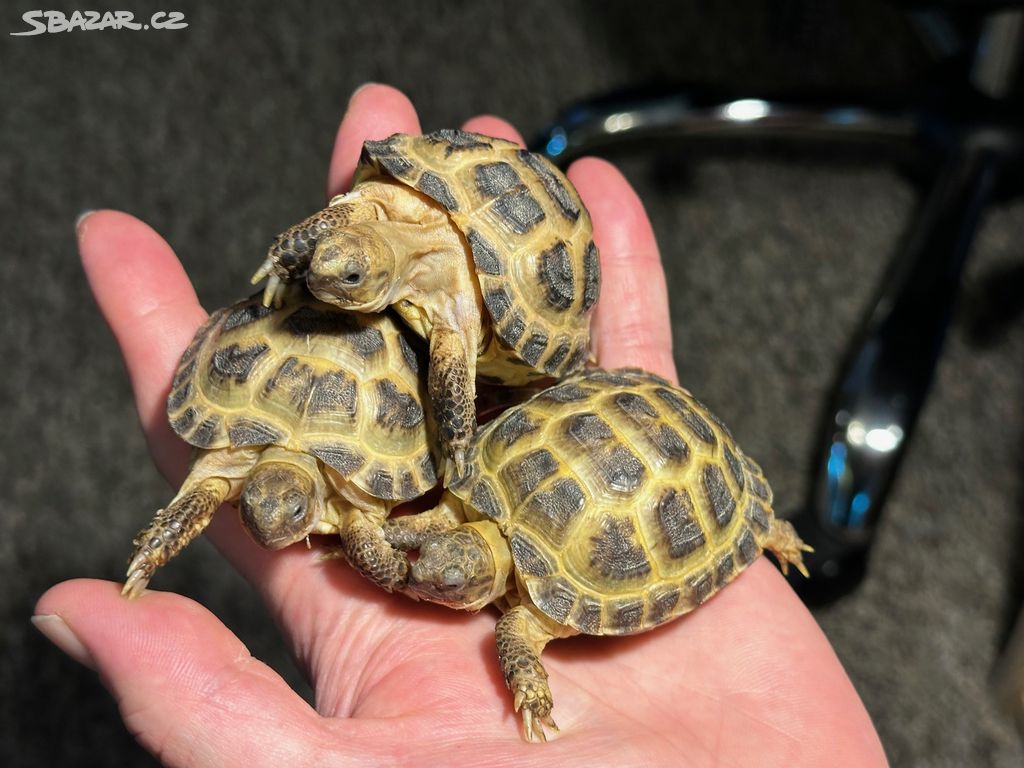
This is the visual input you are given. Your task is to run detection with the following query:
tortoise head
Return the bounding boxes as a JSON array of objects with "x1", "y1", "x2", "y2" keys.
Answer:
[
  {"x1": 239, "y1": 450, "x2": 323, "y2": 549},
  {"x1": 409, "y1": 520, "x2": 511, "y2": 611},
  {"x1": 308, "y1": 223, "x2": 398, "y2": 312}
]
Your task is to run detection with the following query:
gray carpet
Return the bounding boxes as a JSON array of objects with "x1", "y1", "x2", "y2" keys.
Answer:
[{"x1": 3, "y1": 2, "x2": 1023, "y2": 765}]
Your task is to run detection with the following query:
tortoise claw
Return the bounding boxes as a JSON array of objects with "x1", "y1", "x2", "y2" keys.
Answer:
[
  {"x1": 441, "y1": 452, "x2": 468, "y2": 485},
  {"x1": 122, "y1": 553, "x2": 155, "y2": 599},
  {"x1": 250, "y1": 257, "x2": 274, "y2": 286},
  {"x1": 511, "y1": 675, "x2": 557, "y2": 742},
  {"x1": 520, "y1": 707, "x2": 559, "y2": 743},
  {"x1": 262, "y1": 274, "x2": 283, "y2": 308},
  {"x1": 252, "y1": 252, "x2": 292, "y2": 308},
  {"x1": 451, "y1": 449, "x2": 467, "y2": 481}
]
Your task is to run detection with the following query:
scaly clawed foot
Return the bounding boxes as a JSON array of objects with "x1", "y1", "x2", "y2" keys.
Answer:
[
  {"x1": 122, "y1": 515, "x2": 183, "y2": 599},
  {"x1": 250, "y1": 263, "x2": 288, "y2": 308},
  {"x1": 122, "y1": 477, "x2": 230, "y2": 599},
  {"x1": 766, "y1": 519, "x2": 814, "y2": 578},
  {"x1": 512, "y1": 675, "x2": 559, "y2": 742},
  {"x1": 495, "y1": 604, "x2": 561, "y2": 742},
  {"x1": 252, "y1": 200, "x2": 377, "y2": 307}
]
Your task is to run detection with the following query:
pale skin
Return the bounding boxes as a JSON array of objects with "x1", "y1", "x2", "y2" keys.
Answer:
[{"x1": 34, "y1": 85, "x2": 889, "y2": 766}]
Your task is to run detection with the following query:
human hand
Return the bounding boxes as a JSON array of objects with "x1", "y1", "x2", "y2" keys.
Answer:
[{"x1": 35, "y1": 84, "x2": 888, "y2": 767}]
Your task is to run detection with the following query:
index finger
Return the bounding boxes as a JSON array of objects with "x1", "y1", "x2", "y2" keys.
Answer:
[
  {"x1": 77, "y1": 209, "x2": 207, "y2": 479},
  {"x1": 326, "y1": 84, "x2": 422, "y2": 197},
  {"x1": 569, "y1": 158, "x2": 677, "y2": 383}
]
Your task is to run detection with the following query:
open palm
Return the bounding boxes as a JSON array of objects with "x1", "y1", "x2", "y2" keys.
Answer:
[{"x1": 35, "y1": 85, "x2": 887, "y2": 767}]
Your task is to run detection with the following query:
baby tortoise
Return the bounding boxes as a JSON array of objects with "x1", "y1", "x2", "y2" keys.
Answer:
[
  {"x1": 385, "y1": 367, "x2": 810, "y2": 741},
  {"x1": 252, "y1": 130, "x2": 599, "y2": 477},
  {"x1": 122, "y1": 292, "x2": 439, "y2": 598}
]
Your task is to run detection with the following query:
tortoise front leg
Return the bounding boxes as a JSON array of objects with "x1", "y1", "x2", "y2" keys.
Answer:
[
  {"x1": 325, "y1": 502, "x2": 410, "y2": 593},
  {"x1": 123, "y1": 477, "x2": 231, "y2": 599},
  {"x1": 251, "y1": 196, "x2": 377, "y2": 307},
  {"x1": 496, "y1": 604, "x2": 561, "y2": 742},
  {"x1": 383, "y1": 502, "x2": 465, "y2": 551},
  {"x1": 428, "y1": 325, "x2": 477, "y2": 479}
]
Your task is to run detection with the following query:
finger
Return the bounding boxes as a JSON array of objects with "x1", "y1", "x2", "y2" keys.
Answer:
[
  {"x1": 33, "y1": 579, "x2": 362, "y2": 768},
  {"x1": 568, "y1": 158, "x2": 677, "y2": 383},
  {"x1": 75, "y1": 211, "x2": 408, "y2": 633},
  {"x1": 76, "y1": 212, "x2": 311, "y2": 602},
  {"x1": 326, "y1": 83, "x2": 422, "y2": 197},
  {"x1": 78, "y1": 210, "x2": 208, "y2": 478},
  {"x1": 460, "y1": 115, "x2": 525, "y2": 146}
]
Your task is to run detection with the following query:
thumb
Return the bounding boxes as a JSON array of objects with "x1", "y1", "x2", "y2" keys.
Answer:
[{"x1": 33, "y1": 579, "x2": 369, "y2": 767}]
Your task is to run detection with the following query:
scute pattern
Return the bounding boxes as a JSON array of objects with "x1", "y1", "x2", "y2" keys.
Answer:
[
  {"x1": 167, "y1": 293, "x2": 439, "y2": 502},
  {"x1": 223, "y1": 301, "x2": 274, "y2": 331},
  {"x1": 354, "y1": 130, "x2": 597, "y2": 382},
  {"x1": 588, "y1": 516, "x2": 652, "y2": 581},
  {"x1": 228, "y1": 418, "x2": 283, "y2": 446},
  {"x1": 526, "y1": 478, "x2": 585, "y2": 545},
  {"x1": 475, "y1": 162, "x2": 522, "y2": 198},
  {"x1": 656, "y1": 489, "x2": 704, "y2": 559},
  {"x1": 452, "y1": 367, "x2": 781, "y2": 635},
  {"x1": 209, "y1": 342, "x2": 270, "y2": 384}
]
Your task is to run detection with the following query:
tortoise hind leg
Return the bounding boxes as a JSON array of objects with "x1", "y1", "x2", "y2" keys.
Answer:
[
  {"x1": 123, "y1": 477, "x2": 231, "y2": 599},
  {"x1": 495, "y1": 604, "x2": 561, "y2": 742},
  {"x1": 763, "y1": 518, "x2": 813, "y2": 578},
  {"x1": 383, "y1": 501, "x2": 466, "y2": 551}
]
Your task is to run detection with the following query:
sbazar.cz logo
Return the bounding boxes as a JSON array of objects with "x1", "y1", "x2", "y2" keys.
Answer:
[{"x1": 11, "y1": 10, "x2": 187, "y2": 35}]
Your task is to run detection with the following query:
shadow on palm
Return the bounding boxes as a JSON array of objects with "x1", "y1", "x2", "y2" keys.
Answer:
[{"x1": 198, "y1": 458, "x2": 717, "y2": 751}]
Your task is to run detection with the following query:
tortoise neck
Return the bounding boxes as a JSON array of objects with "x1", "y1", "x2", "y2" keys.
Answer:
[
  {"x1": 461, "y1": 520, "x2": 513, "y2": 609},
  {"x1": 256, "y1": 446, "x2": 318, "y2": 474}
]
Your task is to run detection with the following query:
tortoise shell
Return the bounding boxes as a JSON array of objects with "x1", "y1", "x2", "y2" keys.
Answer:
[
  {"x1": 167, "y1": 292, "x2": 439, "y2": 502},
  {"x1": 353, "y1": 130, "x2": 599, "y2": 382},
  {"x1": 449, "y1": 368, "x2": 776, "y2": 635}
]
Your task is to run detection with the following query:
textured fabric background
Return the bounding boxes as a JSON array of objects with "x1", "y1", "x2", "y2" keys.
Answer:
[{"x1": 2, "y1": 2, "x2": 1023, "y2": 765}]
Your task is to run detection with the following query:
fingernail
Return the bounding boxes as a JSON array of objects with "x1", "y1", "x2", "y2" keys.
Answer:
[
  {"x1": 32, "y1": 614, "x2": 96, "y2": 670},
  {"x1": 75, "y1": 210, "x2": 96, "y2": 234}
]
